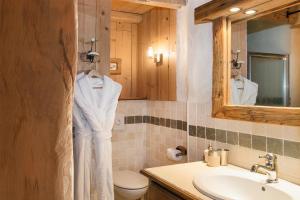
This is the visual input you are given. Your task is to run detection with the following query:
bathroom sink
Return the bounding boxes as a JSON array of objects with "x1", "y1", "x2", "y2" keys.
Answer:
[{"x1": 193, "y1": 166, "x2": 300, "y2": 200}]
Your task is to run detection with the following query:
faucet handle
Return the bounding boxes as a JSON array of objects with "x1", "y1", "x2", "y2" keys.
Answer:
[
  {"x1": 259, "y1": 153, "x2": 277, "y2": 167},
  {"x1": 259, "y1": 153, "x2": 276, "y2": 159}
]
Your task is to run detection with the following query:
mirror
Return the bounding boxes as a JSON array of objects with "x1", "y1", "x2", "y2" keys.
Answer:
[{"x1": 230, "y1": 5, "x2": 300, "y2": 107}]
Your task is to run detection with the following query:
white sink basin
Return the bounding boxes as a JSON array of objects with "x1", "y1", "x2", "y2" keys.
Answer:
[{"x1": 193, "y1": 166, "x2": 300, "y2": 200}]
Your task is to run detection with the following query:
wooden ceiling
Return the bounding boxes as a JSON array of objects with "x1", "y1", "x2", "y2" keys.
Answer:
[{"x1": 112, "y1": 0, "x2": 154, "y2": 14}]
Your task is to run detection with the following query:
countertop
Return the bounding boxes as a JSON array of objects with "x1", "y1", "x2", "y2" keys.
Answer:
[
  {"x1": 142, "y1": 162, "x2": 212, "y2": 200},
  {"x1": 142, "y1": 161, "x2": 300, "y2": 200}
]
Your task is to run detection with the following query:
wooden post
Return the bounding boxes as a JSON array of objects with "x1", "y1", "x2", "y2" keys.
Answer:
[
  {"x1": 0, "y1": 0, "x2": 76, "y2": 199},
  {"x1": 96, "y1": 0, "x2": 112, "y2": 75}
]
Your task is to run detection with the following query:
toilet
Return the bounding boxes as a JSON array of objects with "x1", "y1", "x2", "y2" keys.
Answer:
[{"x1": 113, "y1": 170, "x2": 149, "y2": 200}]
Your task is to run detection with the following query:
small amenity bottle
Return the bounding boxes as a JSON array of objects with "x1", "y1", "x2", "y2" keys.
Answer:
[{"x1": 204, "y1": 143, "x2": 213, "y2": 163}]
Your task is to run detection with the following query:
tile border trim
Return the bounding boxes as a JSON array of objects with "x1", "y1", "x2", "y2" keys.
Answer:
[{"x1": 124, "y1": 115, "x2": 300, "y2": 160}]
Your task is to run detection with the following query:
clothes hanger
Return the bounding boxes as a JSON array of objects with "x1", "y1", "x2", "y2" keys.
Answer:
[
  {"x1": 88, "y1": 69, "x2": 102, "y2": 79},
  {"x1": 86, "y1": 65, "x2": 104, "y2": 89}
]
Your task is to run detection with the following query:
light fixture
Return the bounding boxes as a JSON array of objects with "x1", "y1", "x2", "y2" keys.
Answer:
[
  {"x1": 147, "y1": 46, "x2": 154, "y2": 58},
  {"x1": 230, "y1": 7, "x2": 241, "y2": 13},
  {"x1": 147, "y1": 47, "x2": 163, "y2": 65},
  {"x1": 245, "y1": 9, "x2": 257, "y2": 15}
]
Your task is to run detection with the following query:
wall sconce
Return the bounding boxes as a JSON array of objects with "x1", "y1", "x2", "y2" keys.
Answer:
[{"x1": 147, "y1": 46, "x2": 163, "y2": 65}]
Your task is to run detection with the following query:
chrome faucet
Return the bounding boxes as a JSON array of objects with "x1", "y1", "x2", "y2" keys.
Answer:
[{"x1": 250, "y1": 153, "x2": 278, "y2": 183}]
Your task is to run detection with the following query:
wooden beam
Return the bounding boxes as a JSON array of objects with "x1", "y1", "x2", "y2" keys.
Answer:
[
  {"x1": 96, "y1": 0, "x2": 111, "y2": 75},
  {"x1": 111, "y1": 11, "x2": 143, "y2": 23},
  {"x1": 120, "y1": 0, "x2": 186, "y2": 9},
  {"x1": 0, "y1": 0, "x2": 76, "y2": 199},
  {"x1": 195, "y1": 0, "x2": 299, "y2": 24},
  {"x1": 229, "y1": 0, "x2": 300, "y2": 22}
]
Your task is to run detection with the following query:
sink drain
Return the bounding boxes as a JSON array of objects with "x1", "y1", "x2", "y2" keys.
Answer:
[{"x1": 261, "y1": 186, "x2": 266, "y2": 192}]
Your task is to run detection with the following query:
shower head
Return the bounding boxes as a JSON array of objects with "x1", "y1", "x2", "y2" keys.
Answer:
[{"x1": 86, "y1": 51, "x2": 99, "y2": 63}]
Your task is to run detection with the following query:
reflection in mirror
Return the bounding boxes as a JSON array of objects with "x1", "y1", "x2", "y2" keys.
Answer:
[{"x1": 230, "y1": 5, "x2": 300, "y2": 107}]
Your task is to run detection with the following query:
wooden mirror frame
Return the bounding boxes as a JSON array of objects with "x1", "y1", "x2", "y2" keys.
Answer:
[{"x1": 194, "y1": 0, "x2": 300, "y2": 126}]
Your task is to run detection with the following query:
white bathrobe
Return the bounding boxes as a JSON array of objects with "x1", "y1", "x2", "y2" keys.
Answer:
[
  {"x1": 231, "y1": 77, "x2": 258, "y2": 105},
  {"x1": 73, "y1": 73, "x2": 121, "y2": 200}
]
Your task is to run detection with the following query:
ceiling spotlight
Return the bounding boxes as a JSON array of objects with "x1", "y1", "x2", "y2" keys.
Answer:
[
  {"x1": 230, "y1": 7, "x2": 241, "y2": 13},
  {"x1": 245, "y1": 9, "x2": 257, "y2": 15}
]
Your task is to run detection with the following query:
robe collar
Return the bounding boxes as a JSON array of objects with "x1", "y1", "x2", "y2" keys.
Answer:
[
  {"x1": 232, "y1": 77, "x2": 258, "y2": 105},
  {"x1": 76, "y1": 74, "x2": 113, "y2": 112}
]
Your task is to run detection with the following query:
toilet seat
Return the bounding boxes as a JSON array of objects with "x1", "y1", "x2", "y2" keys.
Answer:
[{"x1": 113, "y1": 170, "x2": 149, "y2": 190}]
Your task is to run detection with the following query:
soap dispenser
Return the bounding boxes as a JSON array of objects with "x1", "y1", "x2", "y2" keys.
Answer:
[{"x1": 204, "y1": 143, "x2": 213, "y2": 163}]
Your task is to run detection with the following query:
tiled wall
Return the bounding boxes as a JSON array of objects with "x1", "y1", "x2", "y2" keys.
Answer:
[
  {"x1": 114, "y1": 99, "x2": 300, "y2": 184},
  {"x1": 146, "y1": 101, "x2": 187, "y2": 167},
  {"x1": 112, "y1": 100, "x2": 188, "y2": 172},
  {"x1": 187, "y1": 102, "x2": 300, "y2": 185},
  {"x1": 112, "y1": 101, "x2": 147, "y2": 172}
]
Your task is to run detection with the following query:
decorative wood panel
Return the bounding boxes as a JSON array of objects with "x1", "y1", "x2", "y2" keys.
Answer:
[
  {"x1": 0, "y1": 0, "x2": 76, "y2": 199},
  {"x1": 209, "y1": 1, "x2": 300, "y2": 126}
]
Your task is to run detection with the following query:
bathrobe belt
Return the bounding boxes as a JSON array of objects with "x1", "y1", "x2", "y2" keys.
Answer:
[{"x1": 74, "y1": 128, "x2": 111, "y2": 141}]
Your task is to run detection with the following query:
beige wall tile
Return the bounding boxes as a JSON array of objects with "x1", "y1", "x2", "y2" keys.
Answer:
[{"x1": 283, "y1": 126, "x2": 300, "y2": 142}]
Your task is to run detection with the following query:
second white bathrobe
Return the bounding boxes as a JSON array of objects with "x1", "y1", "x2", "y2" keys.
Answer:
[
  {"x1": 231, "y1": 77, "x2": 258, "y2": 105},
  {"x1": 73, "y1": 73, "x2": 121, "y2": 200}
]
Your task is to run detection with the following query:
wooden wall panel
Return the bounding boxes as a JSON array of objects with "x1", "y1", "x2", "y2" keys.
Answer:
[
  {"x1": 96, "y1": 0, "x2": 111, "y2": 74},
  {"x1": 137, "y1": 13, "x2": 150, "y2": 98},
  {"x1": 137, "y1": 7, "x2": 177, "y2": 101},
  {"x1": 78, "y1": 0, "x2": 111, "y2": 74},
  {"x1": 131, "y1": 24, "x2": 139, "y2": 97},
  {"x1": 110, "y1": 21, "x2": 139, "y2": 99},
  {"x1": 0, "y1": 0, "x2": 76, "y2": 199},
  {"x1": 111, "y1": 7, "x2": 177, "y2": 100},
  {"x1": 169, "y1": 10, "x2": 177, "y2": 100},
  {"x1": 149, "y1": 9, "x2": 159, "y2": 100},
  {"x1": 158, "y1": 8, "x2": 171, "y2": 100}
]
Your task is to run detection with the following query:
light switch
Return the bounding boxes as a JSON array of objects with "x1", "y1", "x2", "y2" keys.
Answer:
[{"x1": 113, "y1": 113, "x2": 125, "y2": 131}]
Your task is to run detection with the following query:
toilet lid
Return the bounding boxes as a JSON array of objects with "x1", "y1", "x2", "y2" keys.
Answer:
[{"x1": 113, "y1": 170, "x2": 149, "y2": 190}]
